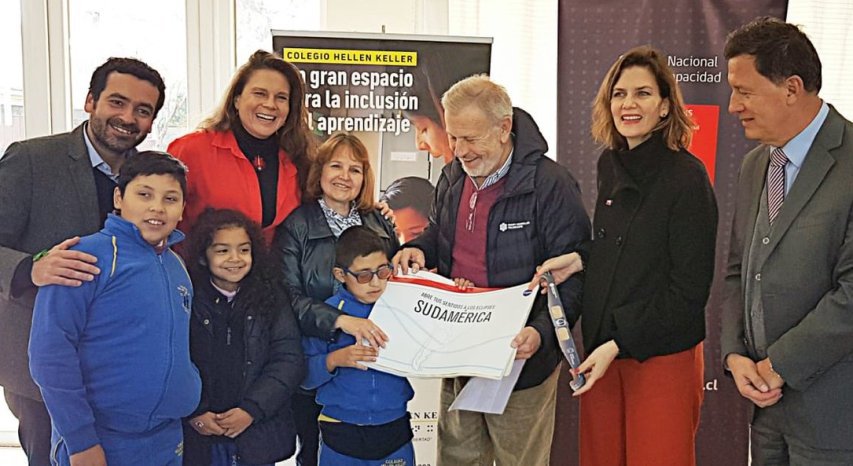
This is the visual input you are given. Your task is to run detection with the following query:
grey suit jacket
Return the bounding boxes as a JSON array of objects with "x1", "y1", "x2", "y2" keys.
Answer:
[
  {"x1": 721, "y1": 105, "x2": 853, "y2": 449},
  {"x1": 0, "y1": 124, "x2": 102, "y2": 399}
]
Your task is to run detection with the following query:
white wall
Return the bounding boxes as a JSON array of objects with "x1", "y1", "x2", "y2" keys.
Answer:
[
  {"x1": 787, "y1": 0, "x2": 853, "y2": 118},
  {"x1": 321, "y1": 0, "x2": 559, "y2": 158}
]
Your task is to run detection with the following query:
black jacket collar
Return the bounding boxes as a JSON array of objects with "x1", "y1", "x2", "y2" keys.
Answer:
[
  {"x1": 606, "y1": 132, "x2": 671, "y2": 196},
  {"x1": 302, "y1": 200, "x2": 392, "y2": 241}
]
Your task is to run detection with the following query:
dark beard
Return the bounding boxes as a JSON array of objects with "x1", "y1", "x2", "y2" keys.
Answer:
[{"x1": 89, "y1": 116, "x2": 146, "y2": 154}]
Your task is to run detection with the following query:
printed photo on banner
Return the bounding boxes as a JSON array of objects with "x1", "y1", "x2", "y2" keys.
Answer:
[{"x1": 272, "y1": 32, "x2": 491, "y2": 187}]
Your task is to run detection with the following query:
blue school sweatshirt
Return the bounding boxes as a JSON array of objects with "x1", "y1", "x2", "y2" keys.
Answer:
[
  {"x1": 302, "y1": 288, "x2": 414, "y2": 426},
  {"x1": 29, "y1": 214, "x2": 202, "y2": 455}
]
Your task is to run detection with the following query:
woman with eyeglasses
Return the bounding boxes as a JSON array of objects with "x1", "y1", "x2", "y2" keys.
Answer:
[{"x1": 274, "y1": 132, "x2": 399, "y2": 465}]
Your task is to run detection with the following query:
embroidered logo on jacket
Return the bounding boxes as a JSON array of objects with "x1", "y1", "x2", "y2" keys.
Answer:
[
  {"x1": 177, "y1": 285, "x2": 190, "y2": 314},
  {"x1": 499, "y1": 221, "x2": 531, "y2": 232}
]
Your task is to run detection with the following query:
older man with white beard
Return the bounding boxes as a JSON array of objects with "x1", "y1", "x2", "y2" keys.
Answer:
[{"x1": 394, "y1": 75, "x2": 590, "y2": 466}]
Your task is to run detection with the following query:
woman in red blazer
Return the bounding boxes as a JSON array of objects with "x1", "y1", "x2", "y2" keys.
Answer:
[{"x1": 169, "y1": 50, "x2": 315, "y2": 243}]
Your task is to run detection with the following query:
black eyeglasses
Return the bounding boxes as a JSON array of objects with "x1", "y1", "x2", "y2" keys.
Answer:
[{"x1": 341, "y1": 264, "x2": 394, "y2": 283}]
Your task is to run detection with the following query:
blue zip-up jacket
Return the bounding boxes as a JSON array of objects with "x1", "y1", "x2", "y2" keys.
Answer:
[
  {"x1": 302, "y1": 288, "x2": 413, "y2": 425},
  {"x1": 29, "y1": 214, "x2": 202, "y2": 455}
]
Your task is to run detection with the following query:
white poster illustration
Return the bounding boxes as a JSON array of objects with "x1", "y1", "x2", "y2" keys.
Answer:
[{"x1": 366, "y1": 272, "x2": 536, "y2": 379}]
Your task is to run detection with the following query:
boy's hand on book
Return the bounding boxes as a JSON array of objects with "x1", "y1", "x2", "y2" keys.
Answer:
[
  {"x1": 327, "y1": 344, "x2": 379, "y2": 371},
  {"x1": 69, "y1": 444, "x2": 106, "y2": 466},
  {"x1": 335, "y1": 315, "x2": 388, "y2": 349},
  {"x1": 215, "y1": 408, "x2": 253, "y2": 438},
  {"x1": 190, "y1": 411, "x2": 226, "y2": 436}
]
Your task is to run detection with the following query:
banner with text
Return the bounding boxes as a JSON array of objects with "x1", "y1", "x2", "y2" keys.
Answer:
[
  {"x1": 272, "y1": 32, "x2": 491, "y2": 187},
  {"x1": 272, "y1": 33, "x2": 491, "y2": 466}
]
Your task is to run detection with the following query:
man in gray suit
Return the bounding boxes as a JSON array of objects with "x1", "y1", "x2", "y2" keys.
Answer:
[
  {"x1": 0, "y1": 57, "x2": 165, "y2": 465},
  {"x1": 722, "y1": 17, "x2": 853, "y2": 465}
]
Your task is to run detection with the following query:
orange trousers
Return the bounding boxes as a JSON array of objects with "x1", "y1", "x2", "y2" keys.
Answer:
[{"x1": 579, "y1": 343, "x2": 704, "y2": 466}]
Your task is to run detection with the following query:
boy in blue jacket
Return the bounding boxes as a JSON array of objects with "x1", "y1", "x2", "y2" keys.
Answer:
[
  {"x1": 302, "y1": 226, "x2": 415, "y2": 465},
  {"x1": 29, "y1": 151, "x2": 202, "y2": 466}
]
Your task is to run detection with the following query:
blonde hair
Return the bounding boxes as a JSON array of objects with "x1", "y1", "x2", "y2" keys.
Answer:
[
  {"x1": 305, "y1": 133, "x2": 376, "y2": 212},
  {"x1": 441, "y1": 74, "x2": 512, "y2": 125},
  {"x1": 591, "y1": 46, "x2": 694, "y2": 151}
]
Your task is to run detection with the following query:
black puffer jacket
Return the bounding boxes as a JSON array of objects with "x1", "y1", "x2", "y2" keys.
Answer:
[
  {"x1": 183, "y1": 279, "x2": 304, "y2": 465},
  {"x1": 274, "y1": 201, "x2": 399, "y2": 340},
  {"x1": 407, "y1": 108, "x2": 591, "y2": 390}
]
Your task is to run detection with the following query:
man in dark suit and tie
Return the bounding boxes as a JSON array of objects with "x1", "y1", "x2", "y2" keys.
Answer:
[
  {"x1": 0, "y1": 57, "x2": 165, "y2": 465},
  {"x1": 722, "y1": 17, "x2": 853, "y2": 465}
]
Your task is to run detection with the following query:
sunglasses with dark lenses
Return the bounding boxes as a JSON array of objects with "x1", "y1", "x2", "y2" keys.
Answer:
[{"x1": 342, "y1": 264, "x2": 394, "y2": 284}]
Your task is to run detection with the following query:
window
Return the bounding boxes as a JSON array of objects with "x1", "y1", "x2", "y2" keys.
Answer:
[
  {"x1": 0, "y1": 0, "x2": 24, "y2": 445},
  {"x1": 449, "y1": 0, "x2": 558, "y2": 158},
  {"x1": 0, "y1": 0, "x2": 25, "y2": 154},
  {"x1": 68, "y1": 0, "x2": 188, "y2": 150},
  {"x1": 236, "y1": 0, "x2": 322, "y2": 61},
  {"x1": 787, "y1": 0, "x2": 853, "y2": 118}
]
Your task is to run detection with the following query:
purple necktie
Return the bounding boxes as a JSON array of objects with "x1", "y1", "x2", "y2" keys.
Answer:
[{"x1": 767, "y1": 148, "x2": 789, "y2": 225}]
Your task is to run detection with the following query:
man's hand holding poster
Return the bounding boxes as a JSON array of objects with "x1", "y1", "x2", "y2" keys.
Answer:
[{"x1": 365, "y1": 271, "x2": 537, "y2": 379}]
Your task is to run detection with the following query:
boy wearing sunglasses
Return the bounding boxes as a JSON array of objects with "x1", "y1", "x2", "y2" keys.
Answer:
[{"x1": 301, "y1": 226, "x2": 416, "y2": 465}]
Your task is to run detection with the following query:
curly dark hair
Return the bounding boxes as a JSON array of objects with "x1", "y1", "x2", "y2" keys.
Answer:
[{"x1": 185, "y1": 208, "x2": 283, "y2": 314}]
